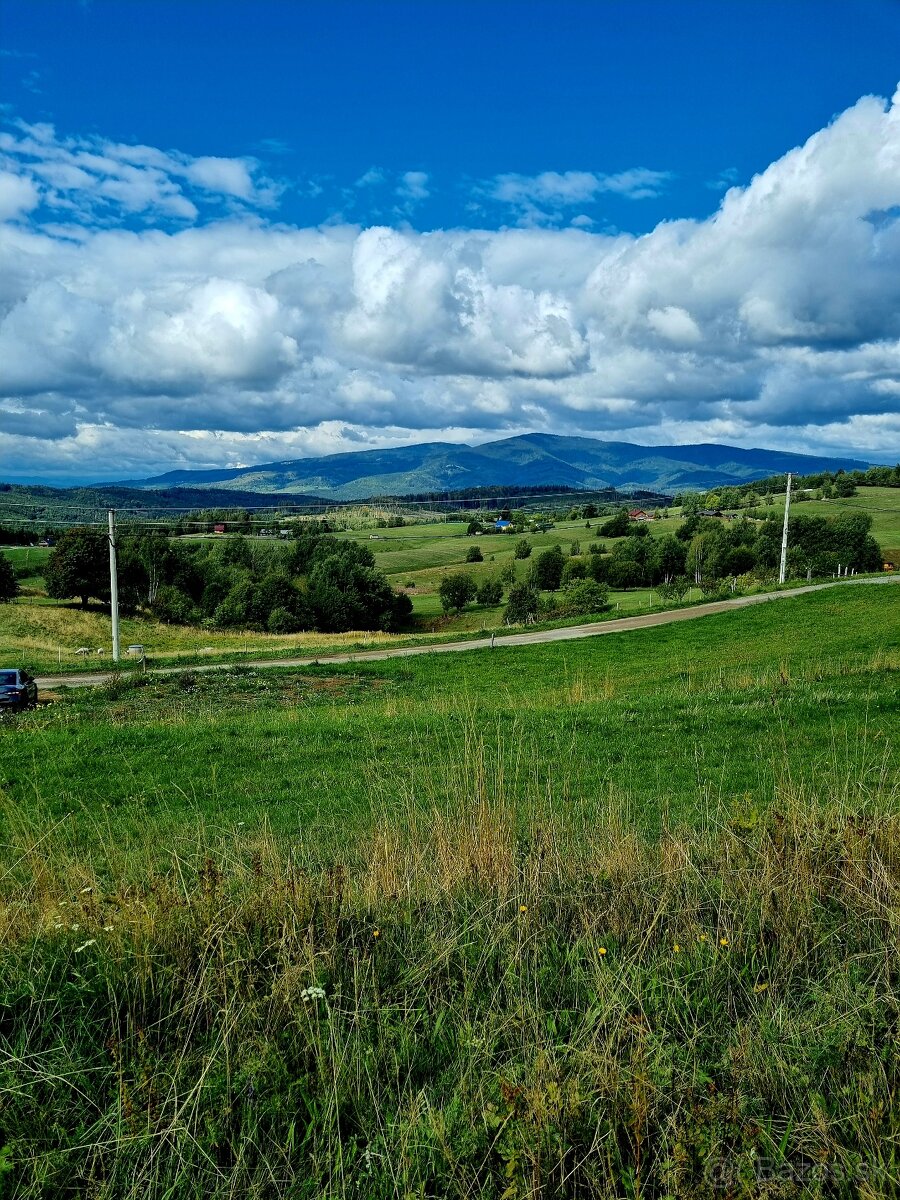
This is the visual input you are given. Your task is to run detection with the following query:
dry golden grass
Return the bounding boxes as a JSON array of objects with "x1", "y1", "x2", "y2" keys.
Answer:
[
  {"x1": 0, "y1": 598, "x2": 420, "y2": 670},
  {"x1": 1, "y1": 739, "x2": 898, "y2": 1198}
]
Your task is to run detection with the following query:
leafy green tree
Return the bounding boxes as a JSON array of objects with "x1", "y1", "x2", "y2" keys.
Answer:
[
  {"x1": 716, "y1": 545, "x2": 757, "y2": 576},
  {"x1": 476, "y1": 577, "x2": 503, "y2": 606},
  {"x1": 117, "y1": 533, "x2": 174, "y2": 610},
  {"x1": 569, "y1": 540, "x2": 581, "y2": 556},
  {"x1": 613, "y1": 535, "x2": 652, "y2": 571},
  {"x1": 586, "y1": 553, "x2": 609, "y2": 584},
  {"x1": 499, "y1": 560, "x2": 517, "y2": 585},
  {"x1": 45, "y1": 528, "x2": 108, "y2": 609},
  {"x1": 561, "y1": 558, "x2": 588, "y2": 585},
  {"x1": 218, "y1": 535, "x2": 253, "y2": 569},
  {"x1": 249, "y1": 572, "x2": 310, "y2": 630},
  {"x1": 152, "y1": 584, "x2": 199, "y2": 625},
  {"x1": 466, "y1": 545, "x2": 484, "y2": 563},
  {"x1": 598, "y1": 509, "x2": 631, "y2": 537},
  {"x1": 607, "y1": 558, "x2": 643, "y2": 590},
  {"x1": 213, "y1": 578, "x2": 256, "y2": 628},
  {"x1": 505, "y1": 582, "x2": 539, "y2": 624},
  {"x1": 513, "y1": 538, "x2": 532, "y2": 560},
  {"x1": 650, "y1": 534, "x2": 687, "y2": 584},
  {"x1": 530, "y1": 545, "x2": 565, "y2": 590},
  {"x1": 686, "y1": 533, "x2": 712, "y2": 584},
  {"x1": 681, "y1": 492, "x2": 703, "y2": 515},
  {"x1": 439, "y1": 573, "x2": 477, "y2": 614},
  {"x1": 0, "y1": 552, "x2": 19, "y2": 602},
  {"x1": 309, "y1": 555, "x2": 409, "y2": 632}
]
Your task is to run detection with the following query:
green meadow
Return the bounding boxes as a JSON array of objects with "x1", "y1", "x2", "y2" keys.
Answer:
[
  {"x1": 0, "y1": 584, "x2": 898, "y2": 1196},
  {"x1": 3, "y1": 482, "x2": 897, "y2": 672},
  {"x1": 3, "y1": 584, "x2": 898, "y2": 849}
]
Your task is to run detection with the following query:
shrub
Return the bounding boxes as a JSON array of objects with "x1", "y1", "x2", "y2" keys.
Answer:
[
  {"x1": 267, "y1": 606, "x2": 301, "y2": 634},
  {"x1": 556, "y1": 579, "x2": 610, "y2": 616},
  {"x1": 656, "y1": 576, "x2": 691, "y2": 602},
  {"x1": 466, "y1": 545, "x2": 484, "y2": 563},
  {"x1": 476, "y1": 577, "x2": 503, "y2": 606},
  {"x1": 152, "y1": 584, "x2": 199, "y2": 625},
  {"x1": 513, "y1": 539, "x2": 532, "y2": 560}
]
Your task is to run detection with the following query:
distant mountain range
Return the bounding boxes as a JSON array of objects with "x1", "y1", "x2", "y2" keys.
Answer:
[{"x1": 112, "y1": 433, "x2": 871, "y2": 500}]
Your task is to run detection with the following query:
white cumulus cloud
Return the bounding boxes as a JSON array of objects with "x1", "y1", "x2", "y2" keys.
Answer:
[{"x1": 1, "y1": 87, "x2": 900, "y2": 479}]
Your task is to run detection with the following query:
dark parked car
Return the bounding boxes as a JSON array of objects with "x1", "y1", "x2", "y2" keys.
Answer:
[{"x1": 0, "y1": 669, "x2": 38, "y2": 711}]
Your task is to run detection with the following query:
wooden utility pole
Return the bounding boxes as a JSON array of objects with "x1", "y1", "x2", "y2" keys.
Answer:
[
  {"x1": 778, "y1": 474, "x2": 792, "y2": 584},
  {"x1": 108, "y1": 510, "x2": 120, "y2": 662}
]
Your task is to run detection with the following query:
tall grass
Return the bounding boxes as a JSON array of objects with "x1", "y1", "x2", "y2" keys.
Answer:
[{"x1": 1, "y1": 725, "x2": 897, "y2": 1198}]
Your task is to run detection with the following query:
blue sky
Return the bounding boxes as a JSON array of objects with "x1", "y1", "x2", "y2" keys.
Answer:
[
  {"x1": 2, "y1": 0, "x2": 900, "y2": 480},
  {"x1": 6, "y1": 0, "x2": 900, "y2": 233}
]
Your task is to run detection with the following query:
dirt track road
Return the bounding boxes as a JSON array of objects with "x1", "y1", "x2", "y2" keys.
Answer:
[{"x1": 35, "y1": 575, "x2": 900, "y2": 690}]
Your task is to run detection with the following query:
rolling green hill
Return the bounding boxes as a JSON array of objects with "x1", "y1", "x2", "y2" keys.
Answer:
[{"x1": 112, "y1": 432, "x2": 871, "y2": 498}]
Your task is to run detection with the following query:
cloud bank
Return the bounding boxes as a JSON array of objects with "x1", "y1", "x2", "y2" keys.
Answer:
[{"x1": 1, "y1": 88, "x2": 900, "y2": 481}]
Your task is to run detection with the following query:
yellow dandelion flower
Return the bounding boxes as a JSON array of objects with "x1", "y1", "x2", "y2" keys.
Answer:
[
  {"x1": 720, "y1": 937, "x2": 728, "y2": 946},
  {"x1": 519, "y1": 904, "x2": 528, "y2": 914},
  {"x1": 598, "y1": 946, "x2": 607, "y2": 956},
  {"x1": 673, "y1": 943, "x2": 681, "y2": 953},
  {"x1": 372, "y1": 929, "x2": 380, "y2": 939}
]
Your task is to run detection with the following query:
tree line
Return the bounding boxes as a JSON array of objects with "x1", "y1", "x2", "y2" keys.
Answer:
[
  {"x1": 39, "y1": 529, "x2": 412, "y2": 633},
  {"x1": 438, "y1": 506, "x2": 884, "y2": 626}
]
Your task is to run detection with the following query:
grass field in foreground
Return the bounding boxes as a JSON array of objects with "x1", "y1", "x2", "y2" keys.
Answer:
[
  {"x1": 0, "y1": 585, "x2": 898, "y2": 1197},
  {"x1": 2, "y1": 584, "x2": 898, "y2": 851}
]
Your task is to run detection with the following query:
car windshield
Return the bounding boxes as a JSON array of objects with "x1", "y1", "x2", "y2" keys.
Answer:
[{"x1": 0, "y1": 672, "x2": 18, "y2": 686}]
